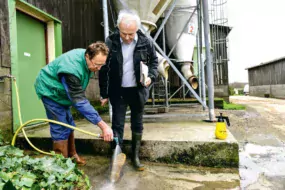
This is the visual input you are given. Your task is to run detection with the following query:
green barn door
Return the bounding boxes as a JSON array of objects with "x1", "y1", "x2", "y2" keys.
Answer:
[{"x1": 14, "y1": 11, "x2": 46, "y2": 129}]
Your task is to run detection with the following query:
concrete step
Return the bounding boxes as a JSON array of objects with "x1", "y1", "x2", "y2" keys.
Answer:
[
  {"x1": 101, "y1": 104, "x2": 209, "y2": 123},
  {"x1": 16, "y1": 119, "x2": 239, "y2": 168}
]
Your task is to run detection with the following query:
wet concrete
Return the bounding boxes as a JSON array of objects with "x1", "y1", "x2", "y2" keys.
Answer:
[
  {"x1": 229, "y1": 96, "x2": 285, "y2": 189},
  {"x1": 14, "y1": 96, "x2": 285, "y2": 189},
  {"x1": 78, "y1": 155, "x2": 240, "y2": 190},
  {"x1": 239, "y1": 143, "x2": 285, "y2": 189},
  {"x1": 17, "y1": 119, "x2": 239, "y2": 167}
]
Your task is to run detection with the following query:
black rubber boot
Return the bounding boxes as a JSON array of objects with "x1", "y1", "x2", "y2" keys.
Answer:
[{"x1": 131, "y1": 132, "x2": 144, "y2": 171}]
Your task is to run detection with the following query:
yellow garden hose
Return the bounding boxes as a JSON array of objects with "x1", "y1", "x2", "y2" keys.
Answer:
[{"x1": 10, "y1": 77, "x2": 101, "y2": 155}]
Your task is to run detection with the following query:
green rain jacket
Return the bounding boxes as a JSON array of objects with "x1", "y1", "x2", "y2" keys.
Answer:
[{"x1": 34, "y1": 49, "x2": 92, "y2": 106}]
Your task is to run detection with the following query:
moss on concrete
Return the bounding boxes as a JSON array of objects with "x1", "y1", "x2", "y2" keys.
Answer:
[
  {"x1": 17, "y1": 136, "x2": 239, "y2": 168},
  {"x1": 0, "y1": 128, "x2": 13, "y2": 145},
  {"x1": 156, "y1": 143, "x2": 239, "y2": 168},
  {"x1": 0, "y1": 113, "x2": 13, "y2": 144}
]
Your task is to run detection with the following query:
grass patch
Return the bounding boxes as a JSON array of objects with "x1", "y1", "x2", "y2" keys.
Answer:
[
  {"x1": 231, "y1": 94, "x2": 244, "y2": 96},
  {"x1": 223, "y1": 101, "x2": 245, "y2": 110}
]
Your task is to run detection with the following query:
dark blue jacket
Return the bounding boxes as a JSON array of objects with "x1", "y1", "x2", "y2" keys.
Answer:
[{"x1": 99, "y1": 29, "x2": 158, "y2": 103}]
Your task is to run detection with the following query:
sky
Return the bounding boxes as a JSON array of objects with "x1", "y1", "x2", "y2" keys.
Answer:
[{"x1": 226, "y1": 0, "x2": 285, "y2": 83}]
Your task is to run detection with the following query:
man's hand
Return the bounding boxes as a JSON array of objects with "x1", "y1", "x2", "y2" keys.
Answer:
[
  {"x1": 145, "y1": 77, "x2": 152, "y2": 87},
  {"x1": 97, "y1": 120, "x2": 113, "y2": 142},
  {"x1": 100, "y1": 98, "x2": 108, "y2": 106}
]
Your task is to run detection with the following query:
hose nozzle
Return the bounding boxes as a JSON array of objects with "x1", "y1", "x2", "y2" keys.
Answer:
[{"x1": 114, "y1": 137, "x2": 119, "y2": 145}]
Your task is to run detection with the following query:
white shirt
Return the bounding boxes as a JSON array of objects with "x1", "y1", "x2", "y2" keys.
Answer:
[{"x1": 121, "y1": 34, "x2": 138, "y2": 87}]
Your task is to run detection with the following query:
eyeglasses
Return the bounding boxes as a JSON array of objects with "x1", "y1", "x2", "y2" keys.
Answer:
[{"x1": 89, "y1": 58, "x2": 105, "y2": 67}]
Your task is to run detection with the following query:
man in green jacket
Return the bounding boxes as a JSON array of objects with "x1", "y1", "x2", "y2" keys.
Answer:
[{"x1": 35, "y1": 42, "x2": 113, "y2": 165}]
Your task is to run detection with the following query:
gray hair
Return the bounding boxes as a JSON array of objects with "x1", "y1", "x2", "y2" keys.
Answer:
[{"x1": 117, "y1": 10, "x2": 141, "y2": 30}]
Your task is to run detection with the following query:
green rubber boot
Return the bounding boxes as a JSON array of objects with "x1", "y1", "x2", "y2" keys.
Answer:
[{"x1": 131, "y1": 132, "x2": 144, "y2": 171}]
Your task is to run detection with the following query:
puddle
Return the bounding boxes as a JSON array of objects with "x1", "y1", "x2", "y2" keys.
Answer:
[
  {"x1": 79, "y1": 156, "x2": 240, "y2": 190},
  {"x1": 239, "y1": 143, "x2": 285, "y2": 189}
]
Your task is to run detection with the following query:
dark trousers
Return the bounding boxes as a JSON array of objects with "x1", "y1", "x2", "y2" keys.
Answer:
[{"x1": 110, "y1": 87, "x2": 145, "y2": 145}]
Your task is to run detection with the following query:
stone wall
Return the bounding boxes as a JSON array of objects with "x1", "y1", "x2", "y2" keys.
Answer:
[
  {"x1": 250, "y1": 84, "x2": 285, "y2": 99},
  {"x1": 0, "y1": 0, "x2": 13, "y2": 143},
  {"x1": 0, "y1": 69, "x2": 13, "y2": 143}
]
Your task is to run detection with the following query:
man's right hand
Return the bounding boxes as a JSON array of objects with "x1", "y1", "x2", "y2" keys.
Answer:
[
  {"x1": 97, "y1": 120, "x2": 113, "y2": 142},
  {"x1": 100, "y1": 98, "x2": 108, "y2": 106}
]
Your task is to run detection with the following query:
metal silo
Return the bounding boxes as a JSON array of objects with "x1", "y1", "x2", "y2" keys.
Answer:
[
  {"x1": 165, "y1": 0, "x2": 198, "y2": 89},
  {"x1": 111, "y1": 0, "x2": 172, "y2": 80}
]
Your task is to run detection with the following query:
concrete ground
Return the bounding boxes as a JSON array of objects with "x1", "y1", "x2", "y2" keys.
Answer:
[
  {"x1": 78, "y1": 155, "x2": 240, "y2": 190},
  {"x1": 22, "y1": 117, "x2": 235, "y2": 143},
  {"x1": 16, "y1": 103, "x2": 240, "y2": 189},
  {"x1": 227, "y1": 96, "x2": 285, "y2": 190},
  {"x1": 16, "y1": 96, "x2": 285, "y2": 189},
  {"x1": 17, "y1": 104, "x2": 238, "y2": 167}
]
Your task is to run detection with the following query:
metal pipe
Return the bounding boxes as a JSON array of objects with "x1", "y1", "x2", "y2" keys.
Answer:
[
  {"x1": 141, "y1": 19, "x2": 207, "y2": 108},
  {"x1": 169, "y1": 85, "x2": 184, "y2": 100},
  {"x1": 196, "y1": 20, "x2": 201, "y2": 98},
  {"x1": 102, "y1": 0, "x2": 112, "y2": 121},
  {"x1": 183, "y1": 84, "x2": 185, "y2": 100},
  {"x1": 115, "y1": 0, "x2": 206, "y2": 108},
  {"x1": 153, "y1": 0, "x2": 177, "y2": 41},
  {"x1": 147, "y1": 34, "x2": 207, "y2": 108},
  {"x1": 163, "y1": 26, "x2": 166, "y2": 52},
  {"x1": 202, "y1": 0, "x2": 215, "y2": 120},
  {"x1": 164, "y1": 78, "x2": 169, "y2": 107},
  {"x1": 196, "y1": 0, "x2": 201, "y2": 98},
  {"x1": 103, "y1": 0, "x2": 109, "y2": 39},
  {"x1": 150, "y1": 83, "x2": 155, "y2": 106},
  {"x1": 163, "y1": 27, "x2": 169, "y2": 107},
  {"x1": 198, "y1": 0, "x2": 206, "y2": 108}
]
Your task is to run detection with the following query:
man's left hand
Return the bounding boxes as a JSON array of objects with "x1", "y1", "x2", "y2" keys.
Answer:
[
  {"x1": 145, "y1": 77, "x2": 151, "y2": 87},
  {"x1": 100, "y1": 98, "x2": 108, "y2": 106}
]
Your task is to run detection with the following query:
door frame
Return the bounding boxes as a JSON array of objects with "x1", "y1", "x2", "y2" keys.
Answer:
[{"x1": 8, "y1": 0, "x2": 62, "y2": 131}]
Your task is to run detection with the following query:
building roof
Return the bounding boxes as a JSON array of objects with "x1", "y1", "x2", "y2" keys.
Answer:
[{"x1": 245, "y1": 56, "x2": 285, "y2": 70}]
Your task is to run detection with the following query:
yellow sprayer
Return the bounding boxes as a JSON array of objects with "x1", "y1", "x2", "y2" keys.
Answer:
[{"x1": 215, "y1": 113, "x2": 230, "y2": 140}]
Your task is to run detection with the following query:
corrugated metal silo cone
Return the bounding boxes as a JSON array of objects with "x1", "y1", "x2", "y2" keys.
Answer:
[
  {"x1": 165, "y1": 0, "x2": 198, "y2": 89},
  {"x1": 112, "y1": 0, "x2": 171, "y2": 80}
]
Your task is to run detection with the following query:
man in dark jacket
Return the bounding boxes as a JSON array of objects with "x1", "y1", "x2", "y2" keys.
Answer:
[
  {"x1": 99, "y1": 10, "x2": 158, "y2": 171},
  {"x1": 35, "y1": 42, "x2": 113, "y2": 166}
]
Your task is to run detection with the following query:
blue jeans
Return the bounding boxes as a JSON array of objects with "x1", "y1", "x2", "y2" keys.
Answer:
[{"x1": 42, "y1": 97, "x2": 75, "y2": 141}]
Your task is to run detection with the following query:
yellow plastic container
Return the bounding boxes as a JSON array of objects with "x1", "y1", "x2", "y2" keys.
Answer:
[
  {"x1": 215, "y1": 113, "x2": 230, "y2": 140},
  {"x1": 215, "y1": 122, "x2": 228, "y2": 140}
]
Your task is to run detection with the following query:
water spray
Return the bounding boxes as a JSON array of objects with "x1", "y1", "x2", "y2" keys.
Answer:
[{"x1": 110, "y1": 137, "x2": 126, "y2": 183}]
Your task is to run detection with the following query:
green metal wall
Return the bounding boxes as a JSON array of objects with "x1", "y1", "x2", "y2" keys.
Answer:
[
  {"x1": 14, "y1": 11, "x2": 47, "y2": 128},
  {"x1": 7, "y1": 0, "x2": 63, "y2": 132}
]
